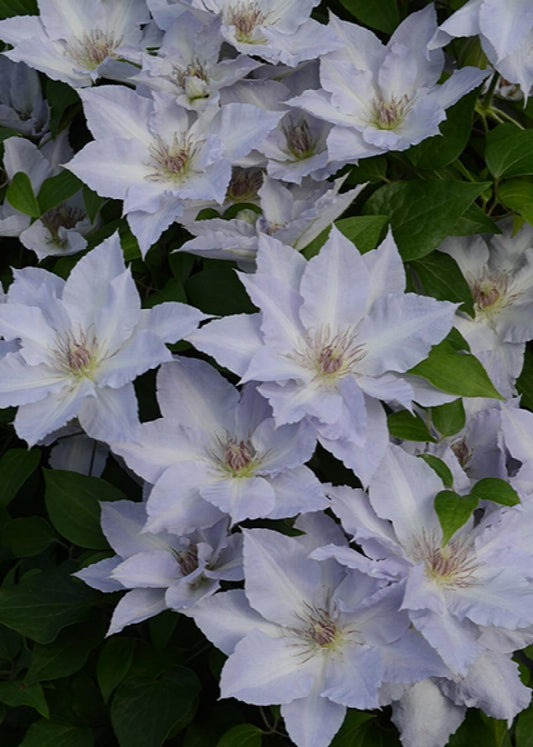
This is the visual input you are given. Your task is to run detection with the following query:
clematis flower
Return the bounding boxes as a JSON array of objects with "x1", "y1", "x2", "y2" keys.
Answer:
[
  {"x1": 187, "y1": 517, "x2": 444, "y2": 747},
  {"x1": 112, "y1": 356, "x2": 326, "y2": 532},
  {"x1": 75, "y1": 500, "x2": 242, "y2": 635},
  {"x1": 173, "y1": 0, "x2": 339, "y2": 67},
  {"x1": 0, "y1": 0, "x2": 150, "y2": 87},
  {"x1": 65, "y1": 86, "x2": 281, "y2": 254},
  {"x1": 187, "y1": 226, "x2": 456, "y2": 484},
  {"x1": 133, "y1": 14, "x2": 261, "y2": 110},
  {"x1": 438, "y1": 220, "x2": 533, "y2": 398},
  {"x1": 0, "y1": 233, "x2": 206, "y2": 445},
  {"x1": 429, "y1": 0, "x2": 533, "y2": 99},
  {"x1": 176, "y1": 176, "x2": 362, "y2": 270},
  {"x1": 0, "y1": 57, "x2": 49, "y2": 138},
  {"x1": 321, "y1": 445, "x2": 533, "y2": 675},
  {"x1": 288, "y1": 5, "x2": 489, "y2": 164}
]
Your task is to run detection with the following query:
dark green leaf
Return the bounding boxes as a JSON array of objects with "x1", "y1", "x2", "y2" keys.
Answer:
[
  {"x1": 434, "y1": 489, "x2": 478, "y2": 545},
  {"x1": 431, "y1": 399, "x2": 466, "y2": 437},
  {"x1": 486, "y1": 124, "x2": 533, "y2": 178},
  {"x1": 45, "y1": 79, "x2": 80, "y2": 139},
  {"x1": 111, "y1": 669, "x2": 201, "y2": 747},
  {"x1": 418, "y1": 454, "x2": 454, "y2": 488},
  {"x1": 216, "y1": 724, "x2": 263, "y2": 747},
  {"x1": 185, "y1": 267, "x2": 256, "y2": 315},
  {"x1": 330, "y1": 710, "x2": 374, "y2": 746},
  {"x1": 517, "y1": 345, "x2": 533, "y2": 411},
  {"x1": 339, "y1": 0, "x2": 399, "y2": 33},
  {"x1": 26, "y1": 618, "x2": 104, "y2": 684},
  {"x1": 97, "y1": 637, "x2": 136, "y2": 702},
  {"x1": 387, "y1": 411, "x2": 434, "y2": 442},
  {"x1": 0, "y1": 448, "x2": 41, "y2": 507},
  {"x1": 0, "y1": 0, "x2": 37, "y2": 19},
  {"x1": 0, "y1": 680, "x2": 48, "y2": 717},
  {"x1": 37, "y1": 170, "x2": 82, "y2": 214},
  {"x1": 450, "y1": 202, "x2": 501, "y2": 236},
  {"x1": 408, "y1": 89, "x2": 479, "y2": 169},
  {"x1": 0, "y1": 516, "x2": 56, "y2": 557},
  {"x1": 410, "y1": 250, "x2": 474, "y2": 316},
  {"x1": 363, "y1": 180, "x2": 489, "y2": 260},
  {"x1": 336, "y1": 215, "x2": 388, "y2": 254},
  {"x1": 409, "y1": 337, "x2": 502, "y2": 399},
  {"x1": 0, "y1": 565, "x2": 99, "y2": 643},
  {"x1": 470, "y1": 478, "x2": 520, "y2": 506},
  {"x1": 82, "y1": 184, "x2": 107, "y2": 223},
  {"x1": 6, "y1": 171, "x2": 40, "y2": 217},
  {"x1": 20, "y1": 720, "x2": 94, "y2": 747},
  {"x1": 498, "y1": 178, "x2": 533, "y2": 224},
  {"x1": 149, "y1": 610, "x2": 178, "y2": 649},
  {"x1": 448, "y1": 709, "x2": 502, "y2": 747},
  {"x1": 144, "y1": 277, "x2": 186, "y2": 306},
  {"x1": 516, "y1": 703, "x2": 533, "y2": 746},
  {"x1": 44, "y1": 469, "x2": 125, "y2": 549}
]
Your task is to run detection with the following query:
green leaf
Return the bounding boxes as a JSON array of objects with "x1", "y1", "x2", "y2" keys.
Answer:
[
  {"x1": 82, "y1": 184, "x2": 107, "y2": 223},
  {"x1": 20, "y1": 720, "x2": 94, "y2": 747},
  {"x1": 185, "y1": 267, "x2": 256, "y2": 315},
  {"x1": 336, "y1": 215, "x2": 388, "y2": 254},
  {"x1": 409, "y1": 337, "x2": 502, "y2": 399},
  {"x1": 362, "y1": 180, "x2": 489, "y2": 260},
  {"x1": 470, "y1": 478, "x2": 520, "y2": 506},
  {"x1": 0, "y1": 448, "x2": 41, "y2": 507},
  {"x1": 0, "y1": 516, "x2": 56, "y2": 557},
  {"x1": 517, "y1": 345, "x2": 533, "y2": 411},
  {"x1": 431, "y1": 399, "x2": 466, "y2": 437},
  {"x1": 408, "y1": 89, "x2": 480, "y2": 169},
  {"x1": 44, "y1": 469, "x2": 125, "y2": 549},
  {"x1": 418, "y1": 454, "x2": 454, "y2": 488},
  {"x1": 330, "y1": 710, "x2": 374, "y2": 746},
  {"x1": 0, "y1": 680, "x2": 48, "y2": 717},
  {"x1": 216, "y1": 724, "x2": 263, "y2": 747},
  {"x1": 111, "y1": 669, "x2": 201, "y2": 747},
  {"x1": 97, "y1": 637, "x2": 136, "y2": 702},
  {"x1": 339, "y1": 0, "x2": 399, "y2": 33},
  {"x1": 486, "y1": 124, "x2": 533, "y2": 178},
  {"x1": 498, "y1": 178, "x2": 533, "y2": 224},
  {"x1": 0, "y1": 0, "x2": 37, "y2": 19},
  {"x1": 37, "y1": 170, "x2": 82, "y2": 214},
  {"x1": 0, "y1": 565, "x2": 99, "y2": 644},
  {"x1": 26, "y1": 618, "x2": 104, "y2": 684},
  {"x1": 451, "y1": 202, "x2": 501, "y2": 236},
  {"x1": 434, "y1": 489, "x2": 478, "y2": 545},
  {"x1": 515, "y1": 703, "x2": 533, "y2": 746},
  {"x1": 6, "y1": 171, "x2": 41, "y2": 217},
  {"x1": 45, "y1": 79, "x2": 80, "y2": 139},
  {"x1": 387, "y1": 411, "x2": 434, "y2": 442},
  {"x1": 410, "y1": 250, "x2": 474, "y2": 316}
]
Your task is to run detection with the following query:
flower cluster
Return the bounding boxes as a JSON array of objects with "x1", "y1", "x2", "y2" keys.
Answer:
[{"x1": 0, "y1": 2, "x2": 532, "y2": 747}]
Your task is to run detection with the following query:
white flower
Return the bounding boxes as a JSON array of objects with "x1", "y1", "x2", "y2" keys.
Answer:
[{"x1": 0, "y1": 233, "x2": 206, "y2": 445}]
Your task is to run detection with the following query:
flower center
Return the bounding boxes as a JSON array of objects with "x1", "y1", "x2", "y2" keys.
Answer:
[
  {"x1": 146, "y1": 134, "x2": 195, "y2": 183},
  {"x1": 372, "y1": 94, "x2": 411, "y2": 130},
  {"x1": 409, "y1": 530, "x2": 481, "y2": 589},
  {"x1": 451, "y1": 438, "x2": 471, "y2": 467},
  {"x1": 223, "y1": 437, "x2": 257, "y2": 476},
  {"x1": 292, "y1": 326, "x2": 367, "y2": 385},
  {"x1": 283, "y1": 118, "x2": 316, "y2": 159},
  {"x1": 42, "y1": 204, "x2": 85, "y2": 246},
  {"x1": 64, "y1": 29, "x2": 122, "y2": 69},
  {"x1": 56, "y1": 329, "x2": 98, "y2": 379},
  {"x1": 177, "y1": 547, "x2": 199, "y2": 576},
  {"x1": 226, "y1": 166, "x2": 263, "y2": 203},
  {"x1": 175, "y1": 60, "x2": 210, "y2": 101},
  {"x1": 226, "y1": 2, "x2": 266, "y2": 43},
  {"x1": 471, "y1": 272, "x2": 510, "y2": 315}
]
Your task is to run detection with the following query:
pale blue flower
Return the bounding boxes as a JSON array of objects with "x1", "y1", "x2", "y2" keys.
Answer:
[
  {"x1": 66, "y1": 86, "x2": 281, "y2": 254},
  {"x1": 0, "y1": 234, "x2": 206, "y2": 445},
  {"x1": 75, "y1": 500, "x2": 242, "y2": 635},
  {"x1": 188, "y1": 227, "x2": 456, "y2": 484},
  {"x1": 0, "y1": 57, "x2": 49, "y2": 138},
  {"x1": 289, "y1": 6, "x2": 489, "y2": 163},
  {"x1": 112, "y1": 356, "x2": 326, "y2": 531}
]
